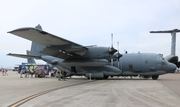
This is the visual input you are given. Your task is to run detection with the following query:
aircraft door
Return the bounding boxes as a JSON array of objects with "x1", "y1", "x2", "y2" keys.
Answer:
[
  {"x1": 71, "y1": 66, "x2": 76, "y2": 73},
  {"x1": 143, "y1": 55, "x2": 149, "y2": 72},
  {"x1": 128, "y1": 60, "x2": 133, "y2": 71},
  {"x1": 142, "y1": 54, "x2": 158, "y2": 72}
]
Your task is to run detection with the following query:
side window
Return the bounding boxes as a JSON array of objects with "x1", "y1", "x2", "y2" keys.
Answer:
[{"x1": 145, "y1": 60, "x2": 148, "y2": 64}]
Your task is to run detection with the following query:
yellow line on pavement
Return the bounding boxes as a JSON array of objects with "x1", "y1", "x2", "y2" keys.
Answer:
[{"x1": 9, "y1": 80, "x2": 95, "y2": 107}]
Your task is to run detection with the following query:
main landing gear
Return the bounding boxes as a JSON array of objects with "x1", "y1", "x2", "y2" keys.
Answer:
[
  {"x1": 87, "y1": 76, "x2": 109, "y2": 80},
  {"x1": 142, "y1": 75, "x2": 159, "y2": 80},
  {"x1": 151, "y1": 75, "x2": 159, "y2": 80}
]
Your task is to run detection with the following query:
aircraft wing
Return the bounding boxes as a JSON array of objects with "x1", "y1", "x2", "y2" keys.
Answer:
[
  {"x1": 8, "y1": 27, "x2": 88, "y2": 59},
  {"x1": 7, "y1": 53, "x2": 41, "y2": 59}
]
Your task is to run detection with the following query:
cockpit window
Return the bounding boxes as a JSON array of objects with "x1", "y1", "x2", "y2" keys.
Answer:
[{"x1": 157, "y1": 54, "x2": 164, "y2": 60}]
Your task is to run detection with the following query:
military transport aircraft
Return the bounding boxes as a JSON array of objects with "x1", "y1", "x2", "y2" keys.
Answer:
[{"x1": 7, "y1": 25, "x2": 177, "y2": 80}]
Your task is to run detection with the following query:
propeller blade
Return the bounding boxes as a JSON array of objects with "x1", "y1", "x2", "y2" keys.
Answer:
[
  {"x1": 109, "y1": 33, "x2": 117, "y2": 55},
  {"x1": 117, "y1": 42, "x2": 119, "y2": 68},
  {"x1": 111, "y1": 33, "x2": 113, "y2": 48},
  {"x1": 111, "y1": 57, "x2": 113, "y2": 66},
  {"x1": 109, "y1": 33, "x2": 117, "y2": 66},
  {"x1": 117, "y1": 60, "x2": 120, "y2": 68},
  {"x1": 116, "y1": 42, "x2": 123, "y2": 68},
  {"x1": 117, "y1": 42, "x2": 119, "y2": 53}
]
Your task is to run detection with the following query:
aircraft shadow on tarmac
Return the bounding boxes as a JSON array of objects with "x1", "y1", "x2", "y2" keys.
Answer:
[{"x1": 66, "y1": 77, "x2": 156, "y2": 81}]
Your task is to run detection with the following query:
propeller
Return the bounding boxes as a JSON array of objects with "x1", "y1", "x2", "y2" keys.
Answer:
[
  {"x1": 116, "y1": 42, "x2": 123, "y2": 68},
  {"x1": 109, "y1": 34, "x2": 117, "y2": 66},
  {"x1": 109, "y1": 34, "x2": 117, "y2": 54}
]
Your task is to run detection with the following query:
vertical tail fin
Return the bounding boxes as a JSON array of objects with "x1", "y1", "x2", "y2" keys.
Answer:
[
  {"x1": 35, "y1": 24, "x2": 43, "y2": 30},
  {"x1": 30, "y1": 24, "x2": 46, "y2": 56},
  {"x1": 150, "y1": 29, "x2": 180, "y2": 55},
  {"x1": 30, "y1": 41, "x2": 45, "y2": 56},
  {"x1": 26, "y1": 50, "x2": 36, "y2": 64},
  {"x1": 150, "y1": 29, "x2": 180, "y2": 68}
]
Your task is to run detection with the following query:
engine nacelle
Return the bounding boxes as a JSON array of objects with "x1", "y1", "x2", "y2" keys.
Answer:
[
  {"x1": 82, "y1": 46, "x2": 111, "y2": 59},
  {"x1": 84, "y1": 65, "x2": 122, "y2": 79},
  {"x1": 86, "y1": 72, "x2": 104, "y2": 79}
]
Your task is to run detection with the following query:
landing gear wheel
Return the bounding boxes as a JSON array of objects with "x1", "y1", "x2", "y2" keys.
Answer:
[
  {"x1": 152, "y1": 75, "x2": 159, "y2": 80},
  {"x1": 87, "y1": 77, "x2": 94, "y2": 80}
]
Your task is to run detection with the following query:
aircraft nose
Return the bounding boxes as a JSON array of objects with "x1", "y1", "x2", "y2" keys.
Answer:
[{"x1": 166, "y1": 63, "x2": 177, "y2": 73}]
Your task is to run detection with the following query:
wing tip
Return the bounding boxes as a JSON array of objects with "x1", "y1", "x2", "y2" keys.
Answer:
[
  {"x1": 7, "y1": 27, "x2": 35, "y2": 34},
  {"x1": 7, "y1": 53, "x2": 12, "y2": 55}
]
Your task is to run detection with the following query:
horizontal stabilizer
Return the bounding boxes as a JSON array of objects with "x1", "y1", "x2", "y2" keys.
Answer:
[
  {"x1": 7, "y1": 53, "x2": 41, "y2": 59},
  {"x1": 150, "y1": 29, "x2": 180, "y2": 33},
  {"x1": 150, "y1": 29, "x2": 180, "y2": 56}
]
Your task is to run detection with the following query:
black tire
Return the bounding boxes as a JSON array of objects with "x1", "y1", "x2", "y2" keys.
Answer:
[
  {"x1": 152, "y1": 75, "x2": 159, "y2": 80},
  {"x1": 87, "y1": 77, "x2": 93, "y2": 80}
]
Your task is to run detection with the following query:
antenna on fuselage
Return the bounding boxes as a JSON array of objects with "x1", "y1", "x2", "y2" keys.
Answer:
[{"x1": 150, "y1": 29, "x2": 180, "y2": 55}]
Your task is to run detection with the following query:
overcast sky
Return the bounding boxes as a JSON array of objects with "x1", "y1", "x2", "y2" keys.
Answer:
[{"x1": 0, "y1": 0, "x2": 180, "y2": 68}]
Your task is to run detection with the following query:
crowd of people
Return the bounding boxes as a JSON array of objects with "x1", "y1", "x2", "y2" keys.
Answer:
[
  {"x1": 18, "y1": 68, "x2": 67, "y2": 80},
  {"x1": 0, "y1": 65, "x2": 70, "y2": 82},
  {"x1": 19, "y1": 68, "x2": 55, "y2": 78},
  {"x1": 1, "y1": 68, "x2": 8, "y2": 76}
]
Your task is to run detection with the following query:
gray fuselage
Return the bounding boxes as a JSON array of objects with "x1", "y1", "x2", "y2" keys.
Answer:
[{"x1": 41, "y1": 53, "x2": 176, "y2": 79}]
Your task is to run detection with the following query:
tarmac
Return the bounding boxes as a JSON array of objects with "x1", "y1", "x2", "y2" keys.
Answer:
[{"x1": 0, "y1": 71, "x2": 180, "y2": 107}]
